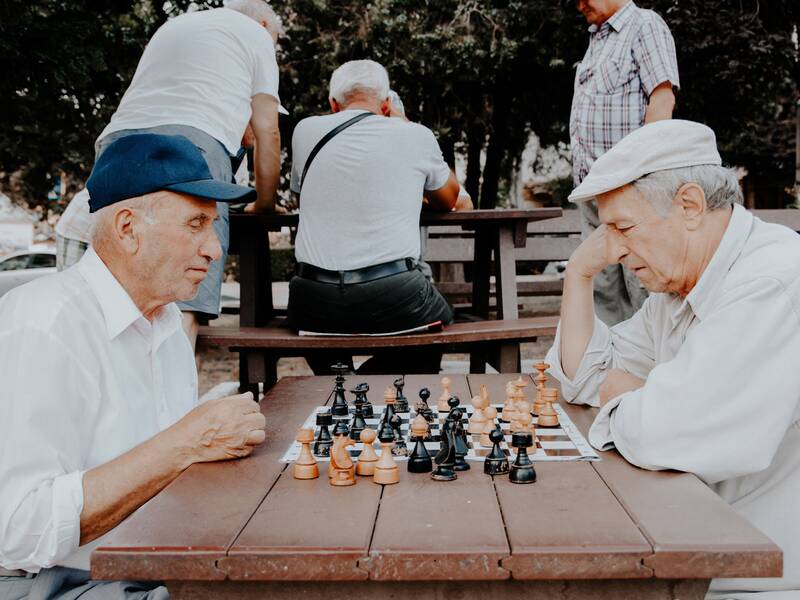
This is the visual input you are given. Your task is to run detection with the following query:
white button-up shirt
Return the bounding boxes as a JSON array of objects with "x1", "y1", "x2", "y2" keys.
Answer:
[
  {"x1": 0, "y1": 248, "x2": 198, "y2": 572},
  {"x1": 546, "y1": 205, "x2": 800, "y2": 598}
]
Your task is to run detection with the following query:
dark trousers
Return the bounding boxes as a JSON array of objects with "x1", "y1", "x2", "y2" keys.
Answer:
[{"x1": 287, "y1": 267, "x2": 453, "y2": 375}]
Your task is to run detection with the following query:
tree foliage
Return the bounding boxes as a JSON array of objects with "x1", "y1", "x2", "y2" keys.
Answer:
[{"x1": 0, "y1": 0, "x2": 797, "y2": 210}]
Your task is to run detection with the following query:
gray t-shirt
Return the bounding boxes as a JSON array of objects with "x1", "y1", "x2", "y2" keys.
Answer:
[{"x1": 290, "y1": 110, "x2": 450, "y2": 271}]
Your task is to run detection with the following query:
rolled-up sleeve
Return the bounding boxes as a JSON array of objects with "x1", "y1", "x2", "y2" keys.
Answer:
[
  {"x1": 0, "y1": 328, "x2": 94, "y2": 570},
  {"x1": 545, "y1": 297, "x2": 658, "y2": 407},
  {"x1": 591, "y1": 278, "x2": 800, "y2": 484}
]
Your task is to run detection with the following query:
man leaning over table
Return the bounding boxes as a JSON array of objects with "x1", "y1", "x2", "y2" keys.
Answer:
[
  {"x1": 544, "y1": 119, "x2": 800, "y2": 599},
  {"x1": 0, "y1": 134, "x2": 267, "y2": 599},
  {"x1": 286, "y1": 59, "x2": 472, "y2": 375},
  {"x1": 569, "y1": 0, "x2": 680, "y2": 326}
]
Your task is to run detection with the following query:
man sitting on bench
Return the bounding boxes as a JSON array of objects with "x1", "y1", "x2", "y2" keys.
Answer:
[{"x1": 287, "y1": 59, "x2": 470, "y2": 374}]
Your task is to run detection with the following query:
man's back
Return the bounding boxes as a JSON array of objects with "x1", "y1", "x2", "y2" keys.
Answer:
[
  {"x1": 99, "y1": 8, "x2": 279, "y2": 154},
  {"x1": 291, "y1": 110, "x2": 450, "y2": 271}
]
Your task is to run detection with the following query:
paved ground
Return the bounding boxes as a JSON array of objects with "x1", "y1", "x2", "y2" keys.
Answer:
[{"x1": 197, "y1": 296, "x2": 560, "y2": 397}]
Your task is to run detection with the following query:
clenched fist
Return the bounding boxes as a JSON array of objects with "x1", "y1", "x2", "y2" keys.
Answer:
[
  {"x1": 172, "y1": 392, "x2": 266, "y2": 464},
  {"x1": 567, "y1": 224, "x2": 629, "y2": 280}
]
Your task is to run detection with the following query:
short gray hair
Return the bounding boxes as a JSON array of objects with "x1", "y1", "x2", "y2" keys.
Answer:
[
  {"x1": 631, "y1": 164, "x2": 743, "y2": 217},
  {"x1": 226, "y1": 0, "x2": 285, "y2": 38},
  {"x1": 329, "y1": 60, "x2": 390, "y2": 105},
  {"x1": 90, "y1": 194, "x2": 163, "y2": 247}
]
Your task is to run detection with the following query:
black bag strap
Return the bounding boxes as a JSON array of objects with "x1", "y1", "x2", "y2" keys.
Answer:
[{"x1": 299, "y1": 111, "x2": 374, "y2": 190}]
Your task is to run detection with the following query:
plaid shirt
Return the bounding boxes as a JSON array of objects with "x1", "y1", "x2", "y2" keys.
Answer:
[{"x1": 570, "y1": 1, "x2": 680, "y2": 185}]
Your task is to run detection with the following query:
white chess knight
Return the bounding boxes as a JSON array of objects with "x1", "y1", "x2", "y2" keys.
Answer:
[{"x1": 468, "y1": 385, "x2": 490, "y2": 434}]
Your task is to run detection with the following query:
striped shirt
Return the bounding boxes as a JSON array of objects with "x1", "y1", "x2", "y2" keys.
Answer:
[{"x1": 570, "y1": 1, "x2": 680, "y2": 186}]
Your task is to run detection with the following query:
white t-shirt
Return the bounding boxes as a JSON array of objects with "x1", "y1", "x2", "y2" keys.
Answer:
[
  {"x1": 54, "y1": 188, "x2": 91, "y2": 243},
  {"x1": 98, "y1": 8, "x2": 280, "y2": 154},
  {"x1": 291, "y1": 110, "x2": 451, "y2": 271}
]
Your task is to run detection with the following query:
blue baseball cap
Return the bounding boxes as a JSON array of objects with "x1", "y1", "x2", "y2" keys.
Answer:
[{"x1": 86, "y1": 133, "x2": 257, "y2": 212}]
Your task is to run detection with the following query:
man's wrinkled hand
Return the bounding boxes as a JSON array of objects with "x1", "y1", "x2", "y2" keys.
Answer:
[
  {"x1": 599, "y1": 369, "x2": 645, "y2": 407},
  {"x1": 567, "y1": 224, "x2": 627, "y2": 280},
  {"x1": 173, "y1": 392, "x2": 266, "y2": 463}
]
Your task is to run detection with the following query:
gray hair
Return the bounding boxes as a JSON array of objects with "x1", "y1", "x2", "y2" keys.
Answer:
[
  {"x1": 90, "y1": 194, "x2": 163, "y2": 247},
  {"x1": 226, "y1": 0, "x2": 285, "y2": 38},
  {"x1": 329, "y1": 60, "x2": 390, "y2": 105},
  {"x1": 631, "y1": 164, "x2": 743, "y2": 217}
]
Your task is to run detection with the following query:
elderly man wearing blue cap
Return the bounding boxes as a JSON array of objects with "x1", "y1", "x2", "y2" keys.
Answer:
[
  {"x1": 0, "y1": 134, "x2": 267, "y2": 599},
  {"x1": 545, "y1": 120, "x2": 800, "y2": 598}
]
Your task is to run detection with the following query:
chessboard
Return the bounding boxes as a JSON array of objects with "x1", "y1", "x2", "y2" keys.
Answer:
[{"x1": 280, "y1": 403, "x2": 600, "y2": 464}]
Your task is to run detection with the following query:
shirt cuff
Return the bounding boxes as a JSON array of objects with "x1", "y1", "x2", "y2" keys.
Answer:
[
  {"x1": 588, "y1": 395, "x2": 624, "y2": 451},
  {"x1": 52, "y1": 470, "x2": 84, "y2": 558}
]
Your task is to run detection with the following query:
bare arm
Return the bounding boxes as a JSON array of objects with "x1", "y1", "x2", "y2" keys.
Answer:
[
  {"x1": 423, "y1": 171, "x2": 461, "y2": 212},
  {"x1": 644, "y1": 81, "x2": 675, "y2": 123},
  {"x1": 249, "y1": 93, "x2": 282, "y2": 213},
  {"x1": 80, "y1": 394, "x2": 265, "y2": 545}
]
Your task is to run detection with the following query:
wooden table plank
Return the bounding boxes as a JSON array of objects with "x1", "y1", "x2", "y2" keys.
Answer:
[
  {"x1": 496, "y1": 463, "x2": 652, "y2": 579},
  {"x1": 556, "y1": 401, "x2": 783, "y2": 580},
  {"x1": 92, "y1": 376, "x2": 332, "y2": 581},
  {"x1": 366, "y1": 467, "x2": 510, "y2": 581},
  {"x1": 222, "y1": 470, "x2": 381, "y2": 581}
]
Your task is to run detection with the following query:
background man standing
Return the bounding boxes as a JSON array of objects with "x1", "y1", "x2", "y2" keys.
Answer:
[{"x1": 570, "y1": 0, "x2": 679, "y2": 325}]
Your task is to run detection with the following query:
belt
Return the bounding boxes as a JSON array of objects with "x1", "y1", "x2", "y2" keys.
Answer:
[
  {"x1": 0, "y1": 567, "x2": 32, "y2": 577},
  {"x1": 296, "y1": 258, "x2": 417, "y2": 285}
]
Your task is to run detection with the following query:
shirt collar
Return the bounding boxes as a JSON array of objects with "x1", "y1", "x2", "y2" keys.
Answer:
[
  {"x1": 589, "y1": 1, "x2": 635, "y2": 33},
  {"x1": 681, "y1": 204, "x2": 753, "y2": 322},
  {"x1": 75, "y1": 247, "x2": 182, "y2": 344}
]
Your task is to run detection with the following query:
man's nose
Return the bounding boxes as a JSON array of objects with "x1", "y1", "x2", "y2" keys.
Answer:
[
  {"x1": 606, "y1": 229, "x2": 630, "y2": 261},
  {"x1": 201, "y1": 230, "x2": 223, "y2": 262}
]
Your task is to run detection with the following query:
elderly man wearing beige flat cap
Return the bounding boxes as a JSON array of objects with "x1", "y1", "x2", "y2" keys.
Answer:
[{"x1": 545, "y1": 119, "x2": 800, "y2": 599}]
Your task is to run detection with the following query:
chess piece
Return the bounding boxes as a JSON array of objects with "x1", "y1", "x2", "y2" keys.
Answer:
[
  {"x1": 510, "y1": 396, "x2": 532, "y2": 433},
  {"x1": 437, "y1": 376, "x2": 452, "y2": 412},
  {"x1": 509, "y1": 431, "x2": 537, "y2": 484},
  {"x1": 408, "y1": 415, "x2": 433, "y2": 473},
  {"x1": 329, "y1": 434, "x2": 356, "y2": 486},
  {"x1": 313, "y1": 410, "x2": 333, "y2": 457},
  {"x1": 484, "y1": 427, "x2": 510, "y2": 475},
  {"x1": 537, "y1": 388, "x2": 559, "y2": 427},
  {"x1": 468, "y1": 386, "x2": 489, "y2": 434},
  {"x1": 373, "y1": 429, "x2": 400, "y2": 485},
  {"x1": 332, "y1": 417, "x2": 349, "y2": 438},
  {"x1": 431, "y1": 420, "x2": 458, "y2": 481},
  {"x1": 479, "y1": 419, "x2": 494, "y2": 447},
  {"x1": 330, "y1": 363, "x2": 350, "y2": 417},
  {"x1": 293, "y1": 428, "x2": 319, "y2": 479},
  {"x1": 451, "y1": 407, "x2": 470, "y2": 471},
  {"x1": 390, "y1": 413, "x2": 408, "y2": 456},
  {"x1": 501, "y1": 383, "x2": 519, "y2": 423},
  {"x1": 349, "y1": 390, "x2": 367, "y2": 441},
  {"x1": 484, "y1": 405, "x2": 498, "y2": 427},
  {"x1": 393, "y1": 376, "x2": 409, "y2": 413},
  {"x1": 356, "y1": 428, "x2": 379, "y2": 476},
  {"x1": 355, "y1": 382, "x2": 374, "y2": 418},
  {"x1": 533, "y1": 362, "x2": 550, "y2": 415},
  {"x1": 416, "y1": 387, "x2": 435, "y2": 423}
]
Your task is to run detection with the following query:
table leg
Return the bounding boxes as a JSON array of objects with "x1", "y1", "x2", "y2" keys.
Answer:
[
  {"x1": 168, "y1": 578, "x2": 710, "y2": 600},
  {"x1": 491, "y1": 225, "x2": 520, "y2": 372},
  {"x1": 238, "y1": 220, "x2": 273, "y2": 328}
]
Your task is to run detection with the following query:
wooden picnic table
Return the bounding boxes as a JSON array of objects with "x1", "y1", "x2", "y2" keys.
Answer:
[
  {"x1": 92, "y1": 374, "x2": 781, "y2": 599},
  {"x1": 229, "y1": 208, "x2": 562, "y2": 327}
]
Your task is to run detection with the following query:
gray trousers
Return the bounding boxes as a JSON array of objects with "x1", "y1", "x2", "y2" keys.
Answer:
[
  {"x1": 0, "y1": 567, "x2": 168, "y2": 600},
  {"x1": 579, "y1": 199, "x2": 648, "y2": 326}
]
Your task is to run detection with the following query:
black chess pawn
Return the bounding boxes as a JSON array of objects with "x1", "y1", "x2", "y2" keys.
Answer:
[
  {"x1": 407, "y1": 419, "x2": 432, "y2": 473},
  {"x1": 349, "y1": 395, "x2": 367, "y2": 441},
  {"x1": 355, "y1": 382, "x2": 373, "y2": 418},
  {"x1": 484, "y1": 427, "x2": 510, "y2": 475},
  {"x1": 378, "y1": 411, "x2": 395, "y2": 443},
  {"x1": 416, "y1": 387, "x2": 435, "y2": 423},
  {"x1": 313, "y1": 410, "x2": 333, "y2": 457},
  {"x1": 330, "y1": 363, "x2": 350, "y2": 417},
  {"x1": 509, "y1": 431, "x2": 537, "y2": 484},
  {"x1": 381, "y1": 395, "x2": 397, "y2": 432},
  {"x1": 332, "y1": 417, "x2": 350, "y2": 438},
  {"x1": 451, "y1": 408, "x2": 470, "y2": 471},
  {"x1": 431, "y1": 421, "x2": 457, "y2": 481},
  {"x1": 393, "y1": 376, "x2": 409, "y2": 413},
  {"x1": 389, "y1": 413, "x2": 408, "y2": 456}
]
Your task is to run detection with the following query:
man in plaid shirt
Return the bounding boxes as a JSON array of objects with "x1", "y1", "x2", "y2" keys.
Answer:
[{"x1": 570, "y1": 0, "x2": 679, "y2": 325}]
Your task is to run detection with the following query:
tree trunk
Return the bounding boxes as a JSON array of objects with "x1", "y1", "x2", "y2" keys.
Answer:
[{"x1": 479, "y1": 90, "x2": 511, "y2": 209}]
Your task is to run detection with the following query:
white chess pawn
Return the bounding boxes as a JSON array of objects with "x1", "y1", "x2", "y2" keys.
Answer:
[
  {"x1": 437, "y1": 376, "x2": 452, "y2": 412},
  {"x1": 468, "y1": 389, "x2": 489, "y2": 434}
]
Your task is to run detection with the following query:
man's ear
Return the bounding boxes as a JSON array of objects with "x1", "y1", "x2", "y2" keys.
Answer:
[
  {"x1": 112, "y1": 207, "x2": 141, "y2": 254},
  {"x1": 379, "y1": 98, "x2": 392, "y2": 117},
  {"x1": 329, "y1": 98, "x2": 341, "y2": 113},
  {"x1": 673, "y1": 183, "x2": 706, "y2": 231}
]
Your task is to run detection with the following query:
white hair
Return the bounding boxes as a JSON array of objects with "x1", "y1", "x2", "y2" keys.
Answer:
[
  {"x1": 226, "y1": 0, "x2": 285, "y2": 37},
  {"x1": 631, "y1": 164, "x2": 743, "y2": 217},
  {"x1": 90, "y1": 194, "x2": 162, "y2": 247},
  {"x1": 329, "y1": 60, "x2": 390, "y2": 105}
]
